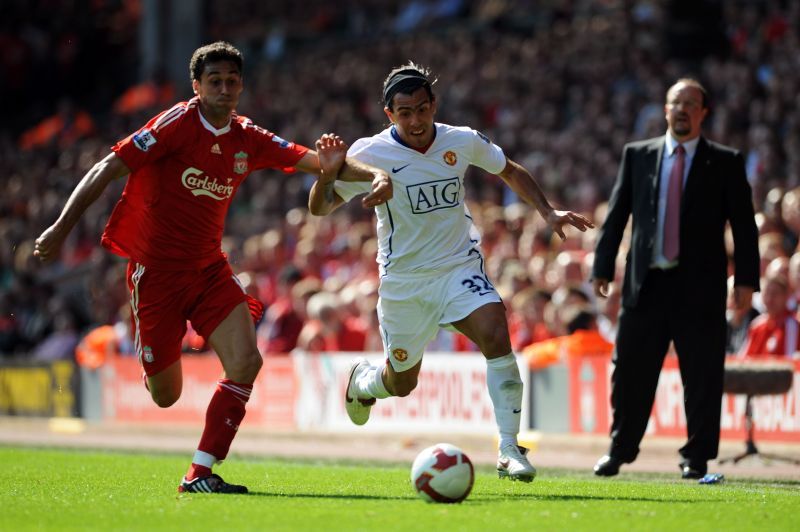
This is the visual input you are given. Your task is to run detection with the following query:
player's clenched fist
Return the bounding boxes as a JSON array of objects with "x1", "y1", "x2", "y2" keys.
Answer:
[
  {"x1": 33, "y1": 225, "x2": 66, "y2": 263},
  {"x1": 362, "y1": 171, "x2": 392, "y2": 209}
]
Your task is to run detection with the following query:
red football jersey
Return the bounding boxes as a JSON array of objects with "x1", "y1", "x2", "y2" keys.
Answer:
[
  {"x1": 740, "y1": 312, "x2": 800, "y2": 357},
  {"x1": 102, "y1": 97, "x2": 308, "y2": 270}
]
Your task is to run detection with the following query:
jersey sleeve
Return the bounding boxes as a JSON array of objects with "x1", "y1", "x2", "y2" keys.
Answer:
[
  {"x1": 468, "y1": 129, "x2": 506, "y2": 174},
  {"x1": 243, "y1": 120, "x2": 309, "y2": 173},
  {"x1": 112, "y1": 106, "x2": 183, "y2": 172},
  {"x1": 333, "y1": 138, "x2": 372, "y2": 202}
]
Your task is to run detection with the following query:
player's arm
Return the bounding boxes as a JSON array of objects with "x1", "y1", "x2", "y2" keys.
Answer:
[
  {"x1": 308, "y1": 169, "x2": 346, "y2": 216},
  {"x1": 34, "y1": 152, "x2": 129, "y2": 262},
  {"x1": 497, "y1": 157, "x2": 594, "y2": 239},
  {"x1": 298, "y1": 133, "x2": 392, "y2": 214}
]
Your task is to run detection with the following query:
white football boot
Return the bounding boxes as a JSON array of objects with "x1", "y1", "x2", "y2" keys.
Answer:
[
  {"x1": 345, "y1": 357, "x2": 376, "y2": 425},
  {"x1": 497, "y1": 444, "x2": 537, "y2": 482}
]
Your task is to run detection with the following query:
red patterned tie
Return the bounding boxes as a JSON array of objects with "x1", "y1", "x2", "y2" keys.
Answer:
[{"x1": 663, "y1": 144, "x2": 684, "y2": 261}]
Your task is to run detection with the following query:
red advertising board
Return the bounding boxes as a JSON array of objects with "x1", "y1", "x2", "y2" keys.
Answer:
[
  {"x1": 101, "y1": 352, "x2": 520, "y2": 434},
  {"x1": 568, "y1": 355, "x2": 800, "y2": 443},
  {"x1": 102, "y1": 355, "x2": 296, "y2": 428}
]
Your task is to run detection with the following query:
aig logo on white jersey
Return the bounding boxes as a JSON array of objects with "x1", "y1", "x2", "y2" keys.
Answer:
[
  {"x1": 181, "y1": 167, "x2": 234, "y2": 200},
  {"x1": 406, "y1": 177, "x2": 461, "y2": 214}
]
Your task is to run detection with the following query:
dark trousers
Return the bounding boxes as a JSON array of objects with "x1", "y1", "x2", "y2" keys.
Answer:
[{"x1": 608, "y1": 267, "x2": 727, "y2": 464}]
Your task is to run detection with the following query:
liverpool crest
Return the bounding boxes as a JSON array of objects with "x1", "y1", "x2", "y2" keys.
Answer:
[{"x1": 233, "y1": 151, "x2": 249, "y2": 174}]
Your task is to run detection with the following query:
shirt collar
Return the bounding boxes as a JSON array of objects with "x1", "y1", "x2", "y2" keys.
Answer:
[
  {"x1": 390, "y1": 124, "x2": 437, "y2": 153},
  {"x1": 665, "y1": 132, "x2": 700, "y2": 158},
  {"x1": 198, "y1": 108, "x2": 232, "y2": 136}
]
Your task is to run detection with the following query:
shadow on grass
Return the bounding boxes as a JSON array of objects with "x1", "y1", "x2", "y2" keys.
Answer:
[
  {"x1": 468, "y1": 493, "x2": 716, "y2": 504},
  {"x1": 536, "y1": 467, "x2": 800, "y2": 488},
  {"x1": 242, "y1": 491, "x2": 712, "y2": 504},
  {"x1": 246, "y1": 491, "x2": 416, "y2": 501}
]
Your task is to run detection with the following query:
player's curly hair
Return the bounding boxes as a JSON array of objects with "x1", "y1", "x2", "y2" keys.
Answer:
[
  {"x1": 189, "y1": 41, "x2": 243, "y2": 81},
  {"x1": 382, "y1": 61, "x2": 437, "y2": 111}
]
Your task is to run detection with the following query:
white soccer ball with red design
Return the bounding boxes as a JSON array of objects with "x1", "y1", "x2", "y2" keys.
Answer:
[{"x1": 410, "y1": 443, "x2": 474, "y2": 503}]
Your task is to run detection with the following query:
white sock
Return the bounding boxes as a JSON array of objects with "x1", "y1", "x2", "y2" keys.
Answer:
[
  {"x1": 356, "y1": 363, "x2": 392, "y2": 399},
  {"x1": 192, "y1": 450, "x2": 217, "y2": 468},
  {"x1": 486, "y1": 353, "x2": 522, "y2": 450}
]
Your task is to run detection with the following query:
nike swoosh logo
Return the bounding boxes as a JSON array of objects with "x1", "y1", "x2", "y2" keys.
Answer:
[
  {"x1": 391, "y1": 164, "x2": 410, "y2": 173},
  {"x1": 345, "y1": 364, "x2": 358, "y2": 403},
  {"x1": 513, "y1": 408, "x2": 521, "y2": 414}
]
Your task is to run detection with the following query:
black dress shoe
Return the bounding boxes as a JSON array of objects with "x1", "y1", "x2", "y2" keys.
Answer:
[
  {"x1": 680, "y1": 460, "x2": 707, "y2": 479},
  {"x1": 593, "y1": 455, "x2": 624, "y2": 476}
]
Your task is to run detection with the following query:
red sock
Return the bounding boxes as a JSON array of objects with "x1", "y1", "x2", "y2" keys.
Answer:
[
  {"x1": 186, "y1": 463, "x2": 212, "y2": 481},
  {"x1": 185, "y1": 379, "x2": 252, "y2": 480}
]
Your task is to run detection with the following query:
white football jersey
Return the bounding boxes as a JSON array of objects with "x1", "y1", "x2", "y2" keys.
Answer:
[{"x1": 335, "y1": 123, "x2": 506, "y2": 275}]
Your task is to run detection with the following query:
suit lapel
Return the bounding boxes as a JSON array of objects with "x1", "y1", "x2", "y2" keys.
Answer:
[{"x1": 681, "y1": 137, "x2": 709, "y2": 216}]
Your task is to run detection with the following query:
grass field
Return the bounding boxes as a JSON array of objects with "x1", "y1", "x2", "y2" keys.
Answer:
[{"x1": 1, "y1": 446, "x2": 797, "y2": 531}]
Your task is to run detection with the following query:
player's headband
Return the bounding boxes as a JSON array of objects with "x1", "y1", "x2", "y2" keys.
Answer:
[{"x1": 383, "y1": 71, "x2": 431, "y2": 107}]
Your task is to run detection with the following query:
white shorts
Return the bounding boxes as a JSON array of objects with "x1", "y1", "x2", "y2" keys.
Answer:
[{"x1": 377, "y1": 255, "x2": 502, "y2": 371}]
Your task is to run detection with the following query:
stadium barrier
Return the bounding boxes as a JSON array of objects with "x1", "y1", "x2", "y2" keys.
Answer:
[
  {"x1": 0, "y1": 360, "x2": 79, "y2": 417},
  {"x1": 30, "y1": 351, "x2": 795, "y2": 443},
  {"x1": 100, "y1": 354, "x2": 296, "y2": 428},
  {"x1": 555, "y1": 355, "x2": 800, "y2": 443},
  {"x1": 98, "y1": 352, "x2": 529, "y2": 435}
]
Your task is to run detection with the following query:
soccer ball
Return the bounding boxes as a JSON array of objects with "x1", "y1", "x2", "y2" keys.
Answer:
[{"x1": 410, "y1": 443, "x2": 474, "y2": 503}]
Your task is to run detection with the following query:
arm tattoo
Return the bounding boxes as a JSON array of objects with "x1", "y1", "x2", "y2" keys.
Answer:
[{"x1": 323, "y1": 181, "x2": 335, "y2": 204}]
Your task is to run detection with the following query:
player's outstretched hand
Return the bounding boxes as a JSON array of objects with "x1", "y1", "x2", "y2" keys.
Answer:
[
  {"x1": 33, "y1": 225, "x2": 66, "y2": 263},
  {"x1": 315, "y1": 133, "x2": 347, "y2": 182},
  {"x1": 546, "y1": 210, "x2": 594, "y2": 240},
  {"x1": 362, "y1": 171, "x2": 393, "y2": 209}
]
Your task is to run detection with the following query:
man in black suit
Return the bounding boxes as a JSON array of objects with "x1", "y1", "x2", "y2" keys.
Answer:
[{"x1": 591, "y1": 78, "x2": 760, "y2": 479}]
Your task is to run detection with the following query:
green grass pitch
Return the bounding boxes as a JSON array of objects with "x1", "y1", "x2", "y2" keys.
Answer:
[{"x1": 1, "y1": 447, "x2": 797, "y2": 531}]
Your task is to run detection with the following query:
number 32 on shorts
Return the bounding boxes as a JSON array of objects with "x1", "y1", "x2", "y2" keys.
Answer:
[{"x1": 461, "y1": 274, "x2": 494, "y2": 296}]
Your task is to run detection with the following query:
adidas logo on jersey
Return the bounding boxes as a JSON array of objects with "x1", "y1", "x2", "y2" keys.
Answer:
[{"x1": 210, "y1": 143, "x2": 221, "y2": 154}]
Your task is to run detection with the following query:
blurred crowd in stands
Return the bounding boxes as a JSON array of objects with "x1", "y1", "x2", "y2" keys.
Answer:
[{"x1": 1, "y1": 0, "x2": 799, "y2": 364}]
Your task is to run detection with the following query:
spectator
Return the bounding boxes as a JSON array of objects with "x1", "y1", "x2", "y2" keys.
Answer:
[
  {"x1": 19, "y1": 100, "x2": 96, "y2": 151},
  {"x1": 508, "y1": 287, "x2": 554, "y2": 352},
  {"x1": 781, "y1": 187, "x2": 800, "y2": 251},
  {"x1": 761, "y1": 186, "x2": 797, "y2": 255},
  {"x1": 353, "y1": 279, "x2": 383, "y2": 352},
  {"x1": 740, "y1": 275, "x2": 799, "y2": 357},
  {"x1": 32, "y1": 313, "x2": 79, "y2": 362},
  {"x1": 258, "y1": 275, "x2": 321, "y2": 354},
  {"x1": 520, "y1": 305, "x2": 613, "y2": 370},
  {"x1": 789, "y1": 253, "x2": 800, "y2": 313},
  {"x1": 75, "y1": 305, "x2": 134, "y2": 368},
  {"x1": 296, "y1": 290, "x2": 366, "y2": 352},
  {"x1": 726, "y1": 276, "x2": 760, "y2": 354},
  {"x1": 758, "y1": 232, "x2": 787, "y2": 275}
]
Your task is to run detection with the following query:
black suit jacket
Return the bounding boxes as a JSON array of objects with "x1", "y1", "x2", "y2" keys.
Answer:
[{"x1": 593, "y1": 135, "x2": 759, "y2": 310}]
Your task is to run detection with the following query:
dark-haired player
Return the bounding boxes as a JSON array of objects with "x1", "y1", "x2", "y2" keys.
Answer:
[
  {"x1": 309, "y1": 62, "x2": 592, "y2": 482},
  {"x1": 35, "y1": 41, "x2": 391, "y2": 493}
]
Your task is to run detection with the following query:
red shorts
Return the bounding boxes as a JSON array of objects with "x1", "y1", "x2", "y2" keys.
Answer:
[{"x1": 126, "y1": 258, "x2": 264, "y2": 376}]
